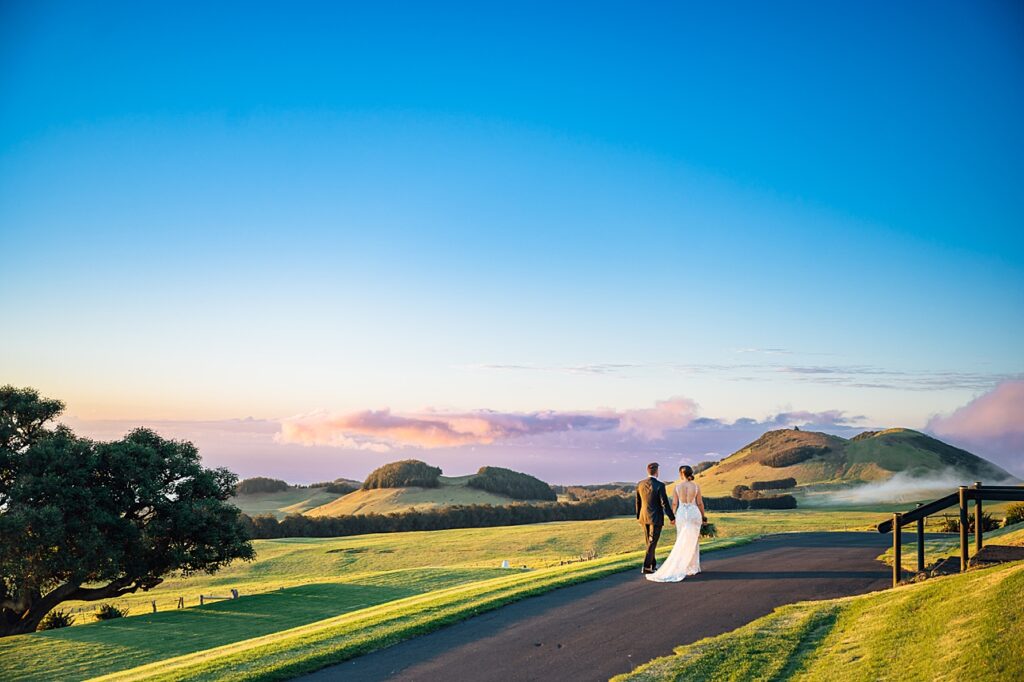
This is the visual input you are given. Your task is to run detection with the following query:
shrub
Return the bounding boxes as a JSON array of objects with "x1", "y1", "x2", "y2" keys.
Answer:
[
  {"x1": 94, "y1": 603, "x2": 129, "y2": 620},
  {"x1": 704, "y1": 495, "x2": 748, "y2": 511},
  {"x1": 235, "y1": 477, "x2": 289, "y2": 495},
  {"x1": 751, "y1": 477, "x2": 797, "y2": 491},
  {"x1": 38, "y1": 609, "x2": 75, "y2": 630},
  {"x1": 467, "y1": 466, "x2": 557, "y2": 501},
  {"x1": 362, "y1": 460, "x2": 442, "y2": 489},
  {"x1": 762, "y1": 446, "x2": 829, "y2": 468},
  {"x1": 737, "y1": 489, "x2": 762, "y2": 501},
  {"x1": 1005, "y1": 503, "x2": 1024, "y2": 527},
  {"x1": 731, "y1": 485, "x2": 751, "y2": 498},
  {"x1": 937, "y1": 512, "x2": 1001, "y2": 534},
  {"x1": 693, "y1": 460, "x2": 718, "y2": 475},
  {"x1": 748, "y1": 494, "x2": 798, "y2": 510}
]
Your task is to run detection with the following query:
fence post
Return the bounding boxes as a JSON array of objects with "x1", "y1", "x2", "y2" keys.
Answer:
[
  {"x1": 151, "y1": 600, "x2": 156, "y2": 613},
  {"x1": 892, "y1": 512, "x2": 902, "y2": 588},
  {"x1": 200, "y1": 595, "x2": 205, "y2": 606},
  {"x1": 916, "y1": 503, "x2": 925, "y2": 573},
  {"x1": 959, "y1": 486, "x2": 969, "y2": 572},
  {"x1": 975, "y1": 481, "x2": 983, "y2": 554}
]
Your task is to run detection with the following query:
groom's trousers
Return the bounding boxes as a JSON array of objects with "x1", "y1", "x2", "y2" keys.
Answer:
[{"x1": 642, "y1": 523, "x2": 662, "y2": 571}]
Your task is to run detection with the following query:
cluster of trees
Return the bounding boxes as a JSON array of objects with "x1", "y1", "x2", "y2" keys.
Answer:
[
  {"x1": 751, "y1": 478, "x2": 797, "y2": 491},
  {"x1": 467, "y1": 466, "x2": 557, "y2": 501},
  {"x1": 362, "y1": 460, "x2": 442, "y2": 489},
  {"x1": 0, "y1": 386, "x2": 253, "y2": 636},
  {"x1": 235, "y1": 477, "x2": 289, "y2": 494},
  {"x1": 307, "y1": 478, "x2": 361, "y2": 494},
  {"x1": 241, "y1": 495, "x2": 635, "y2": 539},
  {"x1": 761, "y1": 445, "x2": 829, "y2": 468},
  {"x1": 692, "y1": 460, "x2": 719, "y2": 474},
  {"x1": 715, "y1": 490, "x2": 799, "y2": 510}
]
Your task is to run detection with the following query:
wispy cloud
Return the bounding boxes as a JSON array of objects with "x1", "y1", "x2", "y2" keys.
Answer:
[
  {"x1": 926, "y1": 379, "x2": 1024, "y2": 476},
  {"x1": 470, "y1": 360, "x2": 1012, "y2": 391}
]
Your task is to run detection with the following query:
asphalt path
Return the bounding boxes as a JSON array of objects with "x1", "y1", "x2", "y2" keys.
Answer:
[{"x1": 299, "y1": 532, "x2": 894, "y2": 682}]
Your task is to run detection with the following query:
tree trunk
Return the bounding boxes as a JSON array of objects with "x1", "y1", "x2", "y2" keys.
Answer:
[{"x1": 0, "y1": 575, "x2": 155, "y2": 637}]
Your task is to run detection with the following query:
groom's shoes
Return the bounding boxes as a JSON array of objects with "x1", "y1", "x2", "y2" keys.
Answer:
[{"x1": 641, "y1": 568, "x2": 654, "y2": 574}]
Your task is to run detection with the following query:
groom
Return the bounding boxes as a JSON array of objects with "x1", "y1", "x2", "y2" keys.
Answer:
[{"x1": 636, "y1": 462, "x2": 675, "y2": 574}]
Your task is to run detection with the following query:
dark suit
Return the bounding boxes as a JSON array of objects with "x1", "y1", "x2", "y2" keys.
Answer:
[{"x1": 636, "y1": 476, "x2": 675, "y2": 572}]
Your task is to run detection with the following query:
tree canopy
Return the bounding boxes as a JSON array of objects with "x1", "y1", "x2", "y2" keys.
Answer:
[
  {"x1": 0, "y1": 386, "x2": 254, "y2": 636},
  {"x1": 361, "y1": 460, "x2": 442, "y2": 489}
]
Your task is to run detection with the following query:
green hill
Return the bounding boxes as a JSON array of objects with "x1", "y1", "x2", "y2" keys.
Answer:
[
  {"x1": 697, "y1": 428, "x2": 1013, "y2": 498},
  {"x1": 232, "y1": 485, "x2": 350, "y2": 519},
  {"x1": 615, "y1": 557, "x2": 1024, "y2": 682},
  {"x1": 305, "y1": 474, "x2": 522, "y2": 516}
]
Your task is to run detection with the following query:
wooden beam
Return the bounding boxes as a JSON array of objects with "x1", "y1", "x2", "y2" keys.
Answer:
[{"x1": 893, "y1": 512, "x2": 902, "y2": 588}]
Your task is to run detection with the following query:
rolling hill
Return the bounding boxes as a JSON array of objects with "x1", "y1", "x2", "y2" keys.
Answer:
[
  {"x1": 232, "y1": 485, "x2": 351, "y2": 519},
  {"x1": 696, "y1": 428, "x2": 1014, "y2": 498},
  {"x1": 304, "y1": 474, "x2": 522, "y2": 516}
]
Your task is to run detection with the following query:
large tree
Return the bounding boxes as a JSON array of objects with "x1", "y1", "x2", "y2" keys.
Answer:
[{"x1": 0, "y1": 386, "x2": 255, "y2": 636}]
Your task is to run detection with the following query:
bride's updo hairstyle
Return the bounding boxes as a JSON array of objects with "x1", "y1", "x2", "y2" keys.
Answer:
[{"x1": 679, "y1": 465, "x2": 694, "y2": 481}]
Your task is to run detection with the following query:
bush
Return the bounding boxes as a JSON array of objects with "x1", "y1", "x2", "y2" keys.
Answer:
[
  {"x1": 693, "y1": 460, "x2": 718, "y2": 475},
  {"x1": 1005, "y1": 503, "x2": 1024, "y2": 527},
  {"x1": 748, "y1": 494, "x2": 798, "y2": 510},
  {"x1": 235, "y1": 477, "x2": 289, "y2": 495},
  {"x1": 937, "y1": 512, "x2": 1001, "y2": 534},
  {"x1": 704, "y1": 495, "x2": 748, "y2": 511},
  {"x1": 94, "y1": 603, "x2": 129, "y2": 620},
  {"x1": 362, "y1": 460, "x2": 442, "y2": 489},
  {"x1": 762, "y1": 446, "x2": 829, "y2": 468},
  {"x1": 467, "y1": 466, "x2": 557, "y2": 501},
  {"x1": 38, "y1": 609, "x2": 75, "y2": 630},
  {"x1": 751, "y1": 477, "x2": 797, "y2": 491},
  {"x1": 731, "y1": 485, "x2": 751, "y2": 498}
]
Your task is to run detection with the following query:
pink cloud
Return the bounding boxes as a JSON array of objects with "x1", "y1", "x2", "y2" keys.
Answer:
[
  {"x1": 926, "y1": 380, "x2": 1024, "y2": 476},
  {"x1": 278, "y1": 397, "x2": 698, "y2": 450}
]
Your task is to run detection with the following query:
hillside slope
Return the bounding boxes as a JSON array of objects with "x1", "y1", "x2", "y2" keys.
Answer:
[
  {"x1": 697, "y1": 428, "x2": 1013, "y2": 497},
  {"x1": 616, "y1": 559, "x2": 1024, "y2": 682},
  {"x1": 232, "y1": 486, "x2": 348, "y2": 519},
  {"x1": 305, "y1": 475, "x2": 518, "y2": 516}
]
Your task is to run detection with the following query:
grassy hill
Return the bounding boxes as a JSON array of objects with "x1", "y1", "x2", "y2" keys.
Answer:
[
  {"x1": 615, "y1": 556, "x2": 1024, "y2": 682},
  {"x1": 304, "y1": 474, "x2": 521, "y2": 516},
  {"x1": 697, "y1": 428, "x2": 1013, "y2": 498},
  {"x1": 232, "y1": 486, "x2": 349, "y2": 519}
]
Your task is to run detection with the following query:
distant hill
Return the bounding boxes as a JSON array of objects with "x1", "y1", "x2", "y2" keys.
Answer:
[
  {"x1": 304, "y1": 474, "x2": 522, "y2": 516},
  {"x1": 232, "y1": 484, "x2": 352, "y2": 519},
  {"x1": 696, "y1": 428, "x2": 1014, "y2": 498}
]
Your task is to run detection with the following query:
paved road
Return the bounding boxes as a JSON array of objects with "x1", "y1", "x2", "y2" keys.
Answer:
[{"x1": 300, "y1": 532, "x2": 893, "y2": 682}]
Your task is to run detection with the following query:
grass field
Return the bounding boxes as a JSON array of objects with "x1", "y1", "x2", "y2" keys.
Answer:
[
  {"x1": 0, "y1": 508, "x2": 900, "y2": 681},
  {"x1": 614, "y1": 558, "x2": 1024, "y2": 682}
]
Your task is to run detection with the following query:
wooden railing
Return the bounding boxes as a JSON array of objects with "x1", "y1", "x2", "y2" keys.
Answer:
[{"x1": 877, "y1": 482, "x2": 1024, "y2": 588}]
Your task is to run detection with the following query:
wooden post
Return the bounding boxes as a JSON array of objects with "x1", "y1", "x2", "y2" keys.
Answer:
[
  {"x1": 975, "y1": 481, "x2": 983, "y2": 554},
  {"x1": 959, "y1": 486, "x2": 969, "y2": 572},
  {"x1": 916, "y1": 503, "x2": 925, "y2": 573},
  {"x1": 151, "y1": 600, "x2": 156, "y2": 613},
  {"x1": 200, "y1": 594, "x2": 205, "y2": 606},
  {"x1": 892, "y1": 512, "x2": 902, "y2": 588}
]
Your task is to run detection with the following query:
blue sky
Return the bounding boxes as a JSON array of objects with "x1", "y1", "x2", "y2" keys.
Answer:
[{"x1": 2, "y1": 1, "x2": 1022, "y2": 480}]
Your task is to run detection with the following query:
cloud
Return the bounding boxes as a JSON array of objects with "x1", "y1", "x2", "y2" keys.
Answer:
[
  {"x1": 926, "y1": 380, "x2": 1024, "y2": 475},
  {"x1": 278, "y1": 397, "x2": 700, "y2": 450}
]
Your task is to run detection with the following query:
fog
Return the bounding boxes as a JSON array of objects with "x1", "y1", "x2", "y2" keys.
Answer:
[{"x1": 815, "y1": 469, "x2": 1018, "y2": 506}]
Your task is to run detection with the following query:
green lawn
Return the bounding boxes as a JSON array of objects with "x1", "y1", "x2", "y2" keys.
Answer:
[
  {"x1": 614, "y1": 559, "x2": 1024, "y2": 682},
  {"x1": 0, "y1": 508, "x2": 897, "y2": 681}
]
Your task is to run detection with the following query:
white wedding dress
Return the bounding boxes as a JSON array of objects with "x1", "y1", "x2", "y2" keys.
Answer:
[{"x1": 646, "y1": 481, "x2": 702, "y2": 583}]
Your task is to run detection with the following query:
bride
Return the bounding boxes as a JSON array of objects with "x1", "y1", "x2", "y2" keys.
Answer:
[{"x1": 646, "y1": 465, "x2": 706, "y2": 583}]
